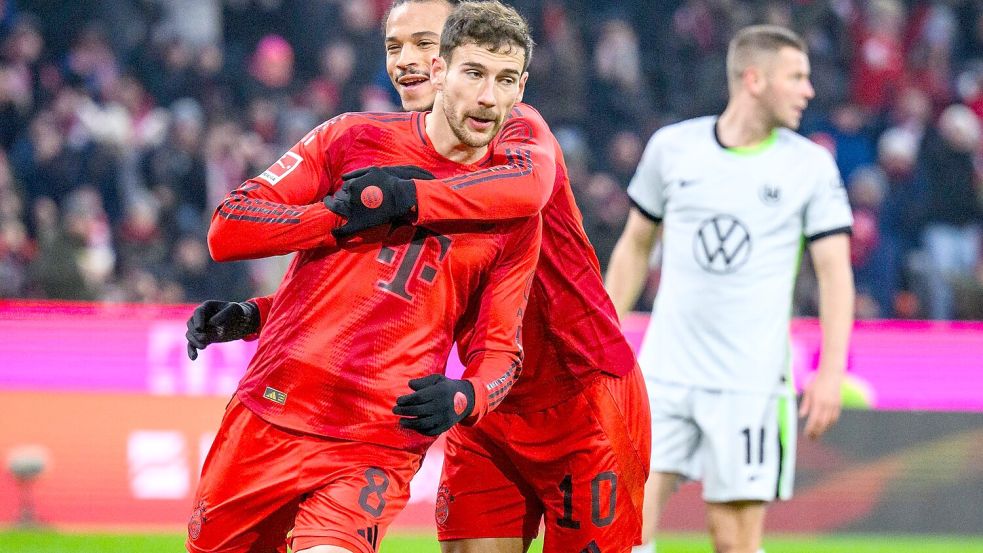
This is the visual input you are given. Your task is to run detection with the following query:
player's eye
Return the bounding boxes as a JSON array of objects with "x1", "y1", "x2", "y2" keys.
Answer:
[
  {"x1": 418, "y1": 40, "x2": 435, "y2": 48},
  {"x1": 465, "y1": 70, "x2": 482, "y2": 78},
  {"x1": 499, "y1": 77, "x2": 516, "y2": 86},
  {"x1": 386, "y1": 44, "x2": 401, "y2": 54}
]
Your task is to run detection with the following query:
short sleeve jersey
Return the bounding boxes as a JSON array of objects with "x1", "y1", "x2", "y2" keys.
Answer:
[{"x1": 627, "y1": 116, "x2": 852, "y2": 393}]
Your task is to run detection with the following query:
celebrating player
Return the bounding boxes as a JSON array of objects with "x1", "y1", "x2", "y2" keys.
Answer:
[
  {"x1": 187, "y1": 0, "x2": 651, "y2": 551},
  {"x1": 186, "y1": 3, "x2": 540, "y2": 553},
  {"x1": 605, "y1": 25, "x2": 855, "y2": 553}
]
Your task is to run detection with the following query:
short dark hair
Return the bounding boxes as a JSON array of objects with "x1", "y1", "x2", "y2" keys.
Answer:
[
  {"x1": 389, "y1": 0, "x2": 460, "y2": 7},
  {"x1": 727, "y1": 25, "x2": 807, "y2": 84},
  {"x1": 439, "y1": 0, "x2": 534, "y2": 72},
  {"x1": 383, "y1": 0, "x2": 460, "y2": 30}
]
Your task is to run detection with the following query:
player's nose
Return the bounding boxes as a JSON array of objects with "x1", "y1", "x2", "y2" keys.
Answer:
[
  {"x1": 803, "y1": 80, "x2": 815, "y2": 100},
  {"x1": 395, "y1": 47, "x2": 419, "y2": 71},
  {"x1": 476, "y1": 78, "x2": 496, "y2": 107}
]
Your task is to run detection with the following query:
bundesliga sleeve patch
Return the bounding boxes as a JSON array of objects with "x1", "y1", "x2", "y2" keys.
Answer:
[{"x1": 259, "y1": 151, "x2": 303, "y2": 185}]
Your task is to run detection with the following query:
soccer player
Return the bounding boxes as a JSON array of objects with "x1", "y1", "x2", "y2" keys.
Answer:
[
  {"x1": 186, "y1": 4, "x2": 540, "y2": 552},
  {"x1": 187, "y1": 1, "x2": 650, "y2": 551},
  {"x1": 605, "y1": 25, "x2": 855, "y2": 553}
]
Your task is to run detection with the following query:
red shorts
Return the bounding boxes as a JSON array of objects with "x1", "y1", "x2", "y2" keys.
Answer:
[
  {"x1": 437, "y1": 368, "x2": 651, "y2": 553},
  {"x1": 186, "y1": 397, "x2": 423, "y2": 553}
]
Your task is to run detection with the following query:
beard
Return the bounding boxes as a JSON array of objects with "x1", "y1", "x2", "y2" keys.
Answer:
[{"x1": 442, "y1": 94, "x2": 501, "y2": 148}]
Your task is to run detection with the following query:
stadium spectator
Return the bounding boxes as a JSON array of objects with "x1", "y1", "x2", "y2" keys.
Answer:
[
  {"x1": 587, "y1": 18, "x2": 655, "y2": 144},
  {"x1": 919, "y1": 103, "x2": 983, "y2": 320},
  {"x1": 850, "y1": 0, "x2": 906, "y2": 112},
  {"x1": 30, "y1": 186, "x2": 114, "y2": 300},
  {"x1": 847, "y1": 166, "x2": 887, "y2": 319},
  {"x1": 873, "y1": 127, "x2": 927, "y2": 318}
]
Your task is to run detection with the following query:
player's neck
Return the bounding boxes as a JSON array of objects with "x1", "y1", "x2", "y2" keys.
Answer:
[
  {"x1": 716, "y1": 102, "x2": 776, "y2": 149},
  {"x1": 425, "y1": 107, "x2": 489, "y2": 165}
]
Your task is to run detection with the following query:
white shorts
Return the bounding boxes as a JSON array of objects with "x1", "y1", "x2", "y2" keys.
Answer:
[{"x1": 646, "y1": 379, "x2": 796, "y2": 503}]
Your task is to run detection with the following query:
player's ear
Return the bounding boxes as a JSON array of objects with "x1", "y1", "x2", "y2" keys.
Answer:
[
  {"x1": 515, "y1": 71, "x2": 529, "y2": 103},
  {"x1": 743, "y1": 65, "x2": 765, "y2": 95},
  {"x1": 431, "y1": 56, "x2": 447, "y2": 91}
]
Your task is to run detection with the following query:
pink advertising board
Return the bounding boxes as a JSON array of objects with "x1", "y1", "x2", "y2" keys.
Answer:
[{"x1": 2, "y1": 300, "x2": 981, "y2": 411}]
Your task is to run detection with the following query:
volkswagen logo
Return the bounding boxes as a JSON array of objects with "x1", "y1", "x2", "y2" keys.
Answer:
[{"x1": 693, "y1": 215, "x2": 752, "y2": 273}]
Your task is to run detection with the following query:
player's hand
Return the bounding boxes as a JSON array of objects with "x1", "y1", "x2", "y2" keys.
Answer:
[
  {"x1": 186, "y1": 300, "x2": 260, "y2": 360},
  {"x1": 393, "y1": 374, "x2": 475, "y2": 436},
  {"x1": 324, "y1": 165, "x2": 435, "y2": 238},
  {"x1": 799, "y1": 369, "x2": 843, "y2": 440}
]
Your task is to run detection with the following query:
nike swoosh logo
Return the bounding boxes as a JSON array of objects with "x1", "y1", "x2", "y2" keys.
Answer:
[{"x1": 680, "y1": 180, "x2": 698, "y2": 187}]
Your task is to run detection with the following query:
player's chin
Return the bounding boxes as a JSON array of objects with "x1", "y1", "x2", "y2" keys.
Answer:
[
  {"x1": 784, "y1": 112, "x2": 803, "y2": 130},
  {"x1": 470, "y1": 127, "x2": 499, "y2": 148},
  {"x1": 399, "y1": 88, "x2": 436, "y2": 112},
  {"x1": 460, "y1": 131, "x2": 494, "y2": 148}
]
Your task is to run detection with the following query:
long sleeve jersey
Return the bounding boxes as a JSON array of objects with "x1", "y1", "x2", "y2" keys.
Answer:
[
  {"x1": 210, "y1": 111, "x2": 541, "y2": 453},
  {"x1": 246, "y1": 104, "x2": 636, "y2": 413}
]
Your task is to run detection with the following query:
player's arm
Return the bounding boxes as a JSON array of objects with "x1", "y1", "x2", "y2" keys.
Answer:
[
  {"x1": 333, "y1": 106, "x2": 556, "y2": 237},
  {"x1": 393, "y1": 216, "x2": 543, "y2": 436},
  {"x1": 207, "y1": 120, "x2": 346, "y2": 261},
  {"x1": 457, "y1": 217, "x2": 542, "y2": 422},
  {"x1": 801, "y1": 232, "x2": 854, "y2": 439},
  {"x1": 604, "y1": 127, "x2": 668, "y2": 320},
  {"x1": 800, "y1": 150, "x2": 855, "y2": 439},
  {"x1": 605, "y1": 208, "x2": 661, "y2": 320},
  {"x1": 414, "y1": 106, "x2": 556, "y2": 224}
]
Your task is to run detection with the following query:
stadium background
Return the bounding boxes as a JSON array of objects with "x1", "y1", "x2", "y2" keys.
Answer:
[{"x1": 0, "y1": 0, "x2": 981, "y2": 551}]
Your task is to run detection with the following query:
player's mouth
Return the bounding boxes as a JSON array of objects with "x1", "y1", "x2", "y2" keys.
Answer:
[
  {"x1": 397, "y1": 74, "x2": 429, "y2": 91},
  {"x1": 466, "y1": 116, "x2": 495, "y2": 132}
]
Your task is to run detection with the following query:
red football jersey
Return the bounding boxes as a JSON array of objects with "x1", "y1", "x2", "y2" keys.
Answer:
[
  {"x1": 245, "y1": 104, "x2": 635, "y2": 412},
  {"x1": 209, "y1": 111, "x2": 542, "y2": 453},
  {"x1": 418, "y1": 104, "x2": 637, "y2": 411}
]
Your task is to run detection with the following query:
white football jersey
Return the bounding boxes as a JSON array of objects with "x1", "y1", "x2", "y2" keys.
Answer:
[{"x1": 628, "y1": 116, "x2": 852, "y2": 394}]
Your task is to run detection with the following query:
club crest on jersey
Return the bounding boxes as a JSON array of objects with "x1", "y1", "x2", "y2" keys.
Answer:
[
  {"x1": 693, "y1": 215, "x2": 752, "y2": 274},
  {"x1": 188, "y1": 500, "x2": 207, "y2": 540},
  {"x1": 263, "y1": 386, "x2": 287, "y2": 405},
  {"x1": 759, "y1": 184, "x2": 781, "y2": 205},
  {"x1": 259, "y1": 151, "x2": 303, "y2": 185}
]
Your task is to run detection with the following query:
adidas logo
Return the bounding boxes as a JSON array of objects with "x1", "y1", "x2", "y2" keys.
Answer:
[{"x1": 357, "y1": 524, "x2": 380, "y2": 550}]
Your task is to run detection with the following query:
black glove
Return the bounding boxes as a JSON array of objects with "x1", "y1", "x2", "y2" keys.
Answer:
[
  {"x1": 392, "y1": 374, "x2": 476, "y2": 436},
  {"x1": 324, "y1": 165, "x2": 435, "y2": 238},
  {"x1": 186, "y1": 300, "x2": 260, "y2": 360}
]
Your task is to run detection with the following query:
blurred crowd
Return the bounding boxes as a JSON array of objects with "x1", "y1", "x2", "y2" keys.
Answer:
[{"x1": 0, "y1": 0, "x2": 981, "y2": 320}]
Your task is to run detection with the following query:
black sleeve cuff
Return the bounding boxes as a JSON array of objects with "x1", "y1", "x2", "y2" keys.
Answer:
[
  {"x1": 807, "y1": 226, "x2": 852, "y2": 243},
  {"x1": 629, "y1": 198, "x2": 662, "y2": 224}
]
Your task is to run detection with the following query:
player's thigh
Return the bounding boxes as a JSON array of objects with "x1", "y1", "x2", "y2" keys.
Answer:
[
  {"x1": 187, "y1": 397, "x2": 303, "y2": 553},
  {"x1": 437, "y1": 421, "x2": 544, "y2": 542},
  {"x1": 440, "y1": 537, "x2": 531, "y2": 553},
  {"x1": 693, "y1": 390, "x2": 796, "y2": 503},
  {"x1": 641, "y1": 471, "x2": 682, "y2": 537},
  {"x1": 647, "y1": 380, "x2": 701, "y2": 480},
  {"x1": 705, "y1": 500, "x2": 767, "y2": 552},
  {"x1": 291, "y1": 442, "x2": 423, "y2": 553},
  {"x1": 532, "y1": 373, "x2": 650, "y2": 553}
]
